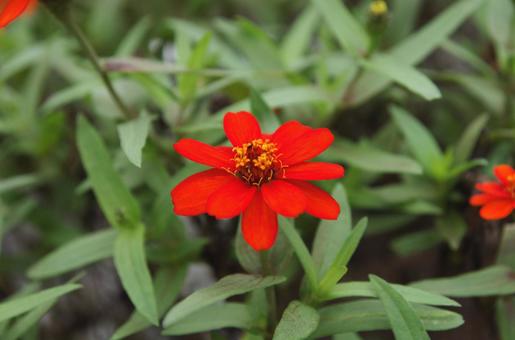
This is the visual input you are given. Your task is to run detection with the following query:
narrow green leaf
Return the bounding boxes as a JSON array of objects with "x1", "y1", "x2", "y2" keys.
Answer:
[
  {"x1": 325, "y1": 281, "x2": 459, "y2": 307},
  {"x1": 497, "y1": 297, "x2": 515, "y2": 340},
  {"x1": 391, "y1": 229, "x2": 443, "y2": 257},
  {"x1": 435, "y1": 212, "x2": 467, "y2": 251},
  {"x1": 117, "y1": 111, "x2": 152, "y2": 168},
  {"x1": 179, "y1": 33, "x2": 211, "y2": 102},
  {"x1": 454, "y1": 114, "x2": 489, "y2": 164},
  {"x1": 114, "y1": 224, "x2": 158, "y2": 325},
  {"x1": 318, "y1": 218, "x2": 367, "y2": 293},
  {"x1": 115, "y1": 17, "x2": 152, "y2": 56},
  {"x1": 163, "y1": 274, "x2": 285, "y2": 326},
  {"x1": 313, "y1": 300, "x2": 463, "y2": 337},
  {"x1": 111, "y1": 266, "x2": 187, "y2": 340},
  {"x1": 3, "y1": 301, "x2": 55, "y2": 340},
  {"x1": 410, "y1": 265, "x2": 515, "y2": 297},
  {"x1": 322, "y1": 139, "x2": 423, "y2": 175},
  {"x1": 279, "y1": 217, "x2": 318, "y2": 290},
  {"x1": 0, "y1": 174, "x2": 40, "y2": 194},
  {"x1": 312, "y1": 184, "x2": 352, "y2": 279},
  {"x1": 361, "y1": 55, "x2": 441, "y2": 100},
  {"x1": 0, "y1": 284, "x2": 81, "y2": 323},
  {"x1": 250, "y1": 88, "x2": 280, "y2": 132},
  {"x1": 163, "y1": 303, "x2": 252, "y2": 335},
  {"x1": 281, "y1": 6, "x2": 319, "y2": 67},
  {"x1": 350, "y1": 0, "x2": 484, "y2": 106},
  {"x1": 370, "y1": 275, "x2": 430, "y2": 340},
  {"x1": 312, "y1": 0, "x2": 369, "y2": 56},
  {"x1": 390, "y1": 106, "x2": 443, "y2": 175},
  {"x1": 28, "y1": 229, "x2": 117, "y2": 280},
  {"x1": 273, "y1": 300, "x2": 319, "y2": 340},
  {"x1": 77, "y1": 116, "x2": 141, "y2": 229}
]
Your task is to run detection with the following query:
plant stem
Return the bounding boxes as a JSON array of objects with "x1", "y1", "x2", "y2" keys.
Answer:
[
  {"x1": 260, "y1": 251, "x2": 278, "y2": 338},
  {"x1": 62, "y1": 15, "x2": 134, "y2": 119}
]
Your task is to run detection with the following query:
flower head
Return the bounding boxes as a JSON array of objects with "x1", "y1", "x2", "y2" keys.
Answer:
[
  {"x1": 171, "y1": 111, "x2": 345, "y2": 250},
  {"x1": 0, "y1": 0, "x2": 32, "y2": 28},
  {"x1": 470, "y1": 164, "x2": 515, "y2": 220},
  {"x1": 369, "y1": 0, "x2": 388, "y2": 17}
]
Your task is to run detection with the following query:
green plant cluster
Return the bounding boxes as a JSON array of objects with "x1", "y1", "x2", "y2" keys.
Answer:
[{"x1": 0, "y1": 0, "x2": 514, "y2": 339}]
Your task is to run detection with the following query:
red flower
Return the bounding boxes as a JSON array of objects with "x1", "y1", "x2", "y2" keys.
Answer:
[
  {"x1": 0, "y1": 0, "x2": 32, "y2": 28},
  {"x1": 171, "y1": 111, "x2": 345, "y2": 250},
  {"x1": 470, "y1": 164, "x2": 515, "y2": 220}
]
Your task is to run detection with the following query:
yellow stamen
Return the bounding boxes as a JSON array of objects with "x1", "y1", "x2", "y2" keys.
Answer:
[{"x1": 232, "y1": 139, "x2": 281, "y2": 185}]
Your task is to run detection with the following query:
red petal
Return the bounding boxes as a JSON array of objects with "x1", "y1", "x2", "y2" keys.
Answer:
[
  {"x1": 261, "y1": 180, "x2": 306, "y2": 217},
  {"x1": 283, "y1": 162, "x2": 344, "y2": 180},
  {"x1": 174, "y1": 139, "x2": 234, "y2": 169},
  {"x1": 494, "y1": 164, "x2": 515, "y2": 185},
  {"x1": 278, "y1": 128, "x2": 334, "y2": 165},
  {"x1": 241, "y1": 192, "x2": 278, "y2": 251},
  {"x1": 171, "y1": 169, "x2": 233, "y2": 216},
  {"x1": 206, "y1": 177, "x2": 257, "y2": 218},
  {"x1": 223, "y1": 111, "x2": 262, "y2": 146},
  {"x1": 475, "y1": 182, "x2": 510, "y2": 198},
  {"x1": 271, "y1": 121, "x2": 311, "y2": 148},
  {"x1": 289, "y1": 180, "x2": 340, "y2": 219},
  {"x1": 0, "y1": 0, "x2": 30, "y2": 28},
  {"x1": 469, "y1": 194, "x2": 496, "y2": 206},
  {"x1": 479, "y1": 200, "x2": 514, "y2": 220}
]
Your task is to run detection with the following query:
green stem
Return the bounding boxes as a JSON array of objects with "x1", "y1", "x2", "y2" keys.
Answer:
[
  {"x1": 260, "y1": 251, "x2": 277, "y2": 338},
  {"x1": 62, "y1": 14, "x2": 134, "y2": 119}
]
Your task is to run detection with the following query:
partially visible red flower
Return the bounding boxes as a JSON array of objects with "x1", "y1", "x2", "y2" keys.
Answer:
[
  {"x1": 470, "y1": 164, "x2": 515, "y2": 220},
  {"x1": 171, "y1": 111, "x2": 345, "y2": 251},
  {"x1": 0, "y1": 0, "x2": 32, "y2": 28}
]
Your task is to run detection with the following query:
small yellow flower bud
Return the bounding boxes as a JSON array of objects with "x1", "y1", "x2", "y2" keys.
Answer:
[{"x1": 369, "y1": 0, "x2": 388, "y2": 16}]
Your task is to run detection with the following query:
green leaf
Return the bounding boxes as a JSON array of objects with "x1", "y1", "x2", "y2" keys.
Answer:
[
  {"x1": 361, "y1": 55, "x2": 441, "y2": 100},
  {"x1": 322, "y1": 139, "x2": 423, "y2": 175},
  {"x1": 3, "y1": 301, "x2": 55, "y2": 340},
  {"x1": 390, "y1": 106, "x2": 443, "y2": 175},
  {"x1": 0, "y1": 174, "x2": 40, "y2": 195},
  {"x1": 250, "y1": 88, "x2": 281, "y2": 132},
  {"x1": 370, "y1": 275, "x2": 430, "y2": 340},
  {"x1": 410, "y1": 265, "x2": 515, "y2": 297},
  {"x1": 115, "y1": 16, "x2": 152, "y2": 57},
  {"x1": 318, "y1": 218, "x2": 367, "y2": 294},
  {"x1": 113, "y1": 224, "x2": 158, "y2": 325},
  {"x1": 117, "y1": 111, "x2": 152, "y2": 168},
  {"x1": 0, "y1": 284, "x2": 81, "y2": 323},
  {"x1": 454, "y1": 114, "x2": 489, "y2": 164},
  {"x1": 313, "y1": 300, "x2": 463, "y2": 337},
  {"x1": 391, "y1": 229, "x2": 443, "y2": 257},
  {"x1": 179, "y1": 32, "x2": 211, "y2": 102},
  {"x1": 281, "y1": 6, "x2": 319, "y2": 67},
  {"x1": 279, "y1": 217, "x2": 318, "y2": 290},
  {"x1": 312, "y1": 0, "x2": 369, "y2": 56},
  {"x1": 325, "y1": 281, "x2": 459, "y2": 307},
  {"x1": 111, "y1": 266, "x2": 187, "y2": 339},
  {"x1": 497, "y1": 297, "x2": 515, "y2": 340},
  {"x1": 28, "y1": 229, "x2": 117, "y2": 280},
  {"x1": 77, "y1": 116, "x2": 140, "y2": 229},
  {"x1": 435, "y1": 212, "x2": 467, "y2": 251},
  {"x1": 350, "y1": 0, "x2": 484, "y2": 106},
  {"x1": 163, "y1": 274, "x2": 285, "y2": 326},
  {"x1": 312, "y1": 184, "x2": 352, "y2": 279},
  {"x1": 163, "y1": 303, "x2": 252, "y2": 335},
  {"x1": 273, "y1": 300, "x2": 319, "y2": 340}
]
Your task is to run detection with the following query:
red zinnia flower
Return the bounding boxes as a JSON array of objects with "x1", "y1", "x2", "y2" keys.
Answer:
[
  {"x1": 0, "y1": 0, "x2": 32, "y2": 28},
  {"x1": 470, "y1": 164, "x2": 515, "y2": 220},
  {"x1": 171, "y1": 111, "x2": 345, "y2": 250}
]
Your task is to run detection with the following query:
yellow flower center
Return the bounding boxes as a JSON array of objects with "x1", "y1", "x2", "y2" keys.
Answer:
[
  {"x1": 232, "y1": 139, "x2": 283, "y2": 185},
  {"x1": 369, "y1": 0, "x2": 388, "y2": 16}
]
